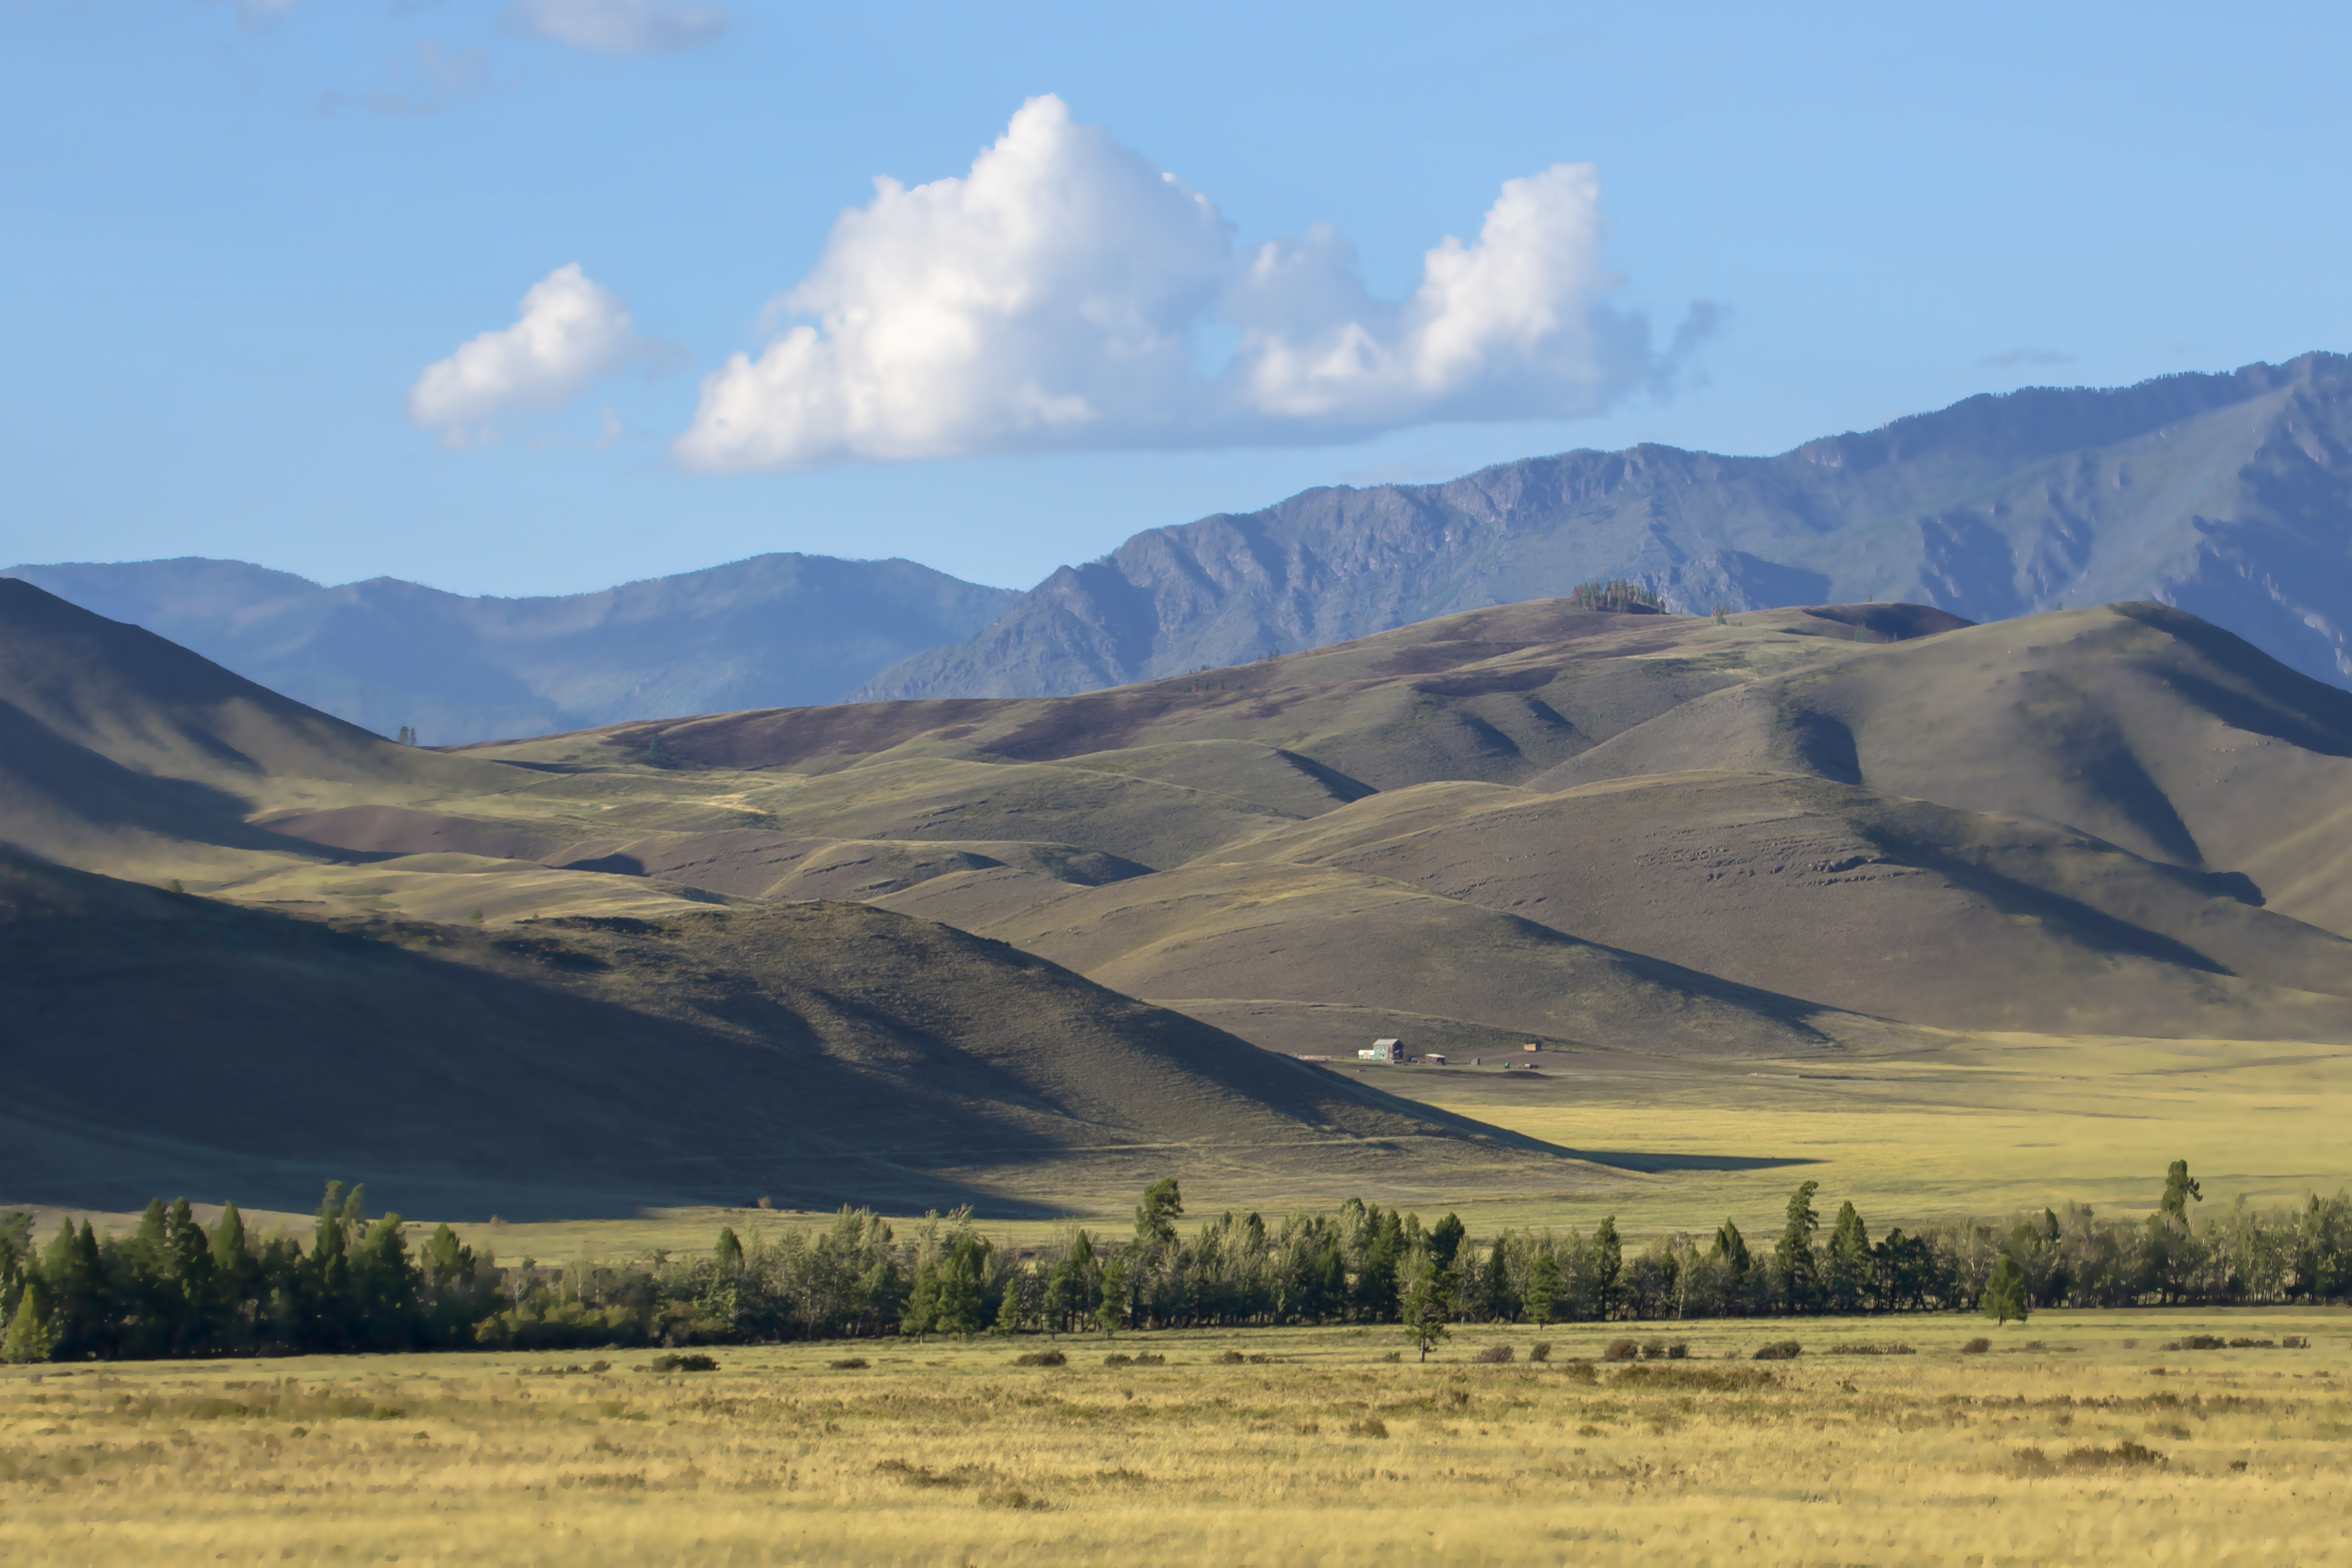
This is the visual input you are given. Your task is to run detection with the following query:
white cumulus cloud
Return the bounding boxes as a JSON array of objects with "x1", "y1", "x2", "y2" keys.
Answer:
[
  {"x1": 503, "y1": 0, "x2": 729, "y2": 55},
  {"x1": 676, "y1": 96, "x2": 1696, "y2": 472},
  {"x1": 408, "y1": 264, "x2": 650, "y2": 440}
]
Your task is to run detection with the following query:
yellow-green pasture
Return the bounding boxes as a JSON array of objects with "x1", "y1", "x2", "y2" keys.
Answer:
[
  {"x1": 1, "y1": 1310, "x2": 2345, "y2": 1565},
  {"x1": 17, "y1": 1029, "x2": 2349, "y2": 1269}
]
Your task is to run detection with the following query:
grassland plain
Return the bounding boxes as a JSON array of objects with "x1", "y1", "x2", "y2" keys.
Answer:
[{"x1": 0, "y1": 1313, "x2": 2344, "y2": 1565}]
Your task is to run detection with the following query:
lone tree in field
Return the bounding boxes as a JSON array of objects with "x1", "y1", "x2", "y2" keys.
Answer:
[
  {"x1": 1399, "y1": 1253, "x2": 1451, "y2": 1361},
  {"x1": 1982, "y1": 1253, "x2": 2031, "y2": 1326}
]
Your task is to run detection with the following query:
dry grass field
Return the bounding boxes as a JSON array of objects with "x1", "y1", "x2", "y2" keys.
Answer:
[{"x1": 1, "y1": 1311, "x2": 2343, "y2": 1565}]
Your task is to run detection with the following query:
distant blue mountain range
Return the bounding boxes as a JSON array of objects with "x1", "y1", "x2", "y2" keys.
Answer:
[{"x1": 16, "y1": 351, "x2": 2351, "y2": 741}]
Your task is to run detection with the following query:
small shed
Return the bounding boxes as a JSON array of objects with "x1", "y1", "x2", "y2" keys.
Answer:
[{"x1": 1424, "y1": 1053, "x2": 1448, "y2": 1066}]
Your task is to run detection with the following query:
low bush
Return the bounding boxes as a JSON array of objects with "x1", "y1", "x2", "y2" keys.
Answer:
[
  {"x1": 1665, "y1": 1342, "x2": 1689, "y2": 1360},
  {"x1": 1213, "y1": 1350, "x2": 1246, "y2": 1364},
  {"x1": 1960, "y1": 1338, "x2": 1992, "y2": 1355},
  {"x1": 1640, "y1": 1340, "x2": 1667, "y2": 1360},
  {"x1": 1604, "y1": 1338, "x2": 1639, "y2": 1362},
  {"x1": 646, "y1": 1353, "x2": 718, "y2": 1373},
  {"x1": 2283, "y1": 1335, "x2": 2310, "y2": 1349},
  {"x1": 1345, "y1": 1415, "x2": 1389, "y2": 1438},
  {"x1": 1829, "y1": 1343, "x2": 1917, "y2": 1357},
  {"x1": 826, "y1": 1357, "x2": 869, "y2": 1371},
  {"x1": 2060, "y1": 1441, "x2": 2166, "y2": 1470},
  {"x1": 1529, "y1": 1341, "x2": 1552, "y2": 1363},
  {"x1": 1752, "y1": 1341, "x2": 1802, "y2": 1361},
  {"x1": 1014, "y1": 1349, "x2": 1067, "y2": 1368},
  {"x1": 1103, "y1": 1352, "x2": 1166, "y2": 1368},
  {"x1": 1472, "y1": 1345, "x2": 1514, "y2": 1364},
  {"x1": 1611, "y1": 1364, "x2": 1778, "y2": 1392},
  {"x1": 2165, "y1": 1335, "x2": 2226, "y2": 1351},
  {"x1": 1560, "y1": 1361, "x2": 1598, "y2": 1384}
]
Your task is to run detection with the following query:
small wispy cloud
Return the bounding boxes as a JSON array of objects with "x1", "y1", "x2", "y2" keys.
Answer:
[
  {"x1": 1978, "y1": 347, "x2": 2076, "y2": 370},
  {"x1": 503, "y1": 0, "x2": 729, "y2": 55},
  {"x1": 206, "y1": 0, "x2": 301, "y2": 30},
  {"x1": 321, "y1": 41, "x2": 499, "y2": 116}
]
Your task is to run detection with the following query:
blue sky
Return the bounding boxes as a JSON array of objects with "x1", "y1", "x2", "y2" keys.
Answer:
[{"x1": 3, "y1": 1, "x2": 2347, "y2": 596}]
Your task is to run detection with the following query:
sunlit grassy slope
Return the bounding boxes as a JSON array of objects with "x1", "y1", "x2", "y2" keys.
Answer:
[{"x1": 1, "y1": 1314, "x2": 2344, "y2": 1566}]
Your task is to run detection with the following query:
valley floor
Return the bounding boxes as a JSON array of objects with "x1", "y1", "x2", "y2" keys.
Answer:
[{"x1": 1, "y1": 1311, "x2": 2344, "y2": 1565}]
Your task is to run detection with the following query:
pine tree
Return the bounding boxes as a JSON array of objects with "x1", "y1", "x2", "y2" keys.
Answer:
[
  {"x1": 1095, "y1": 1256, "x2": 1130, "y2": 1336},
  {"x1": 1399, "y1": 1251, "x2": 1451, "y2": 1361},
  {"x1": 2160, "y1": 1161, "x2": 2203, "y2": 1224},
  {"x1": 1590, "y1": 1217, "x2": 1623, "y2": 1320},
  {"x1": 1526, "y1": 1247, "x2": 1562, "y2": 1328},
  {"x1": 1430, "y1": 1213, "x2": 1467, "y2": 1271},
  {"x1": 1983, "y1": 1254, "x2": 2031, "y2": 1325},
  {"x1": 1827, "y1": 1202, "x2": 1871, "y2": 1311},
  {"x1": 1774, "y1": 1181, "x2": 1823, "y2": 1310}
]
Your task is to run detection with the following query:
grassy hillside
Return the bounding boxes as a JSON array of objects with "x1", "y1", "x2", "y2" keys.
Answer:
[
  {"x1": 0, "y1": 849, "x2": 1582, "y2": 1218},
  {"x1": 8, "y1": 577, "x2": 2351, "y2": 1221}
]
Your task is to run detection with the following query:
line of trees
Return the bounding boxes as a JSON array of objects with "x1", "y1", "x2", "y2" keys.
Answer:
[{"x1": 3, "y1": 1165, "x2": 2347, "y2": 1364}]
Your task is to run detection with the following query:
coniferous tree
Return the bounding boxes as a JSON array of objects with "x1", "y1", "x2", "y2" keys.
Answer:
[
  {"x1": 1095, "y1": 1256, "x2": 1129, "y2": 1336},
  {"x1": 1481, "y1": 1235, "x2": 1517, "y2": 1322},
  {"x1": 1399, "y1": 1249, "x2": 1451, "y2": 1361},
  {"x1": 2160, "y1": 1161, "x2": 2203, "y2": 1224},
  {"x1": 1429, "y1": 1213, "x2": 1467, "y2": 1272},
  {"x1": 1982, "y1": 1254, "x2": 2031, "y2": 1325},
  {"x1": 1774, "y1": 1181, "x2": 1823, "y2": 1311},
  {"x1": 1526, "y1": 1247, "x2": 1562, "y2": 1328},
  {"x1": 1827, "y1": 1202, "x2": 1871, "y2": 1311},
  {"x1": 1590, "y1": 1217, "x2": 1624, "y2": 1320}
]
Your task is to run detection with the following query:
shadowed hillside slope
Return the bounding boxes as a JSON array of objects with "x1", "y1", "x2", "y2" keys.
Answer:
[
  {"x1": 860, "y1": 352, "x2": 2352, "y2": 699},
  {"x1": 0, "y1": 850, "x2": 1582, "y2": 1217}
]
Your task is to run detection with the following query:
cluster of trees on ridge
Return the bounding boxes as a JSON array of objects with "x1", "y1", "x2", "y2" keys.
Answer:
[{"x1": 2, "y1": 1166, "x2": 2346, "y2": 1363}]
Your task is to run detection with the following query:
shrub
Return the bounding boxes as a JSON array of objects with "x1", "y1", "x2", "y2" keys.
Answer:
[
  {"x1": 1529, "y1": 1342, "x2": 1552, "y2": 1363},
  {"x1": 1014, "y1": 1349, "x2": 1067, "y2": 1368},
  {"x1": 1604, "y1": 1338, "x2": 1639, "y2": 1362},
  {"x1": 1611, "y1": 1364, "x2": 1778, "y2": 1392},
  {"x1": 2165, "y1": 1335, "x2": 2226, "y2": 1351},
  {"x1": 1104, "y1": 1353, "x2": 1132, "y2": 1367},
  {"x1": 1472, "y1": 1345, "x2": 1514, "y2": 1364},
  {"x1": 646, "y1": 1353, "x2": 718, "y2": 1373},
  {"x1": 1665, "y1": 1342, "x2": 1689, "y2": 1360},
  {"x1": 1959, "y1": 1338, "x2": 1992, "y2": 1355},
  {"x1": 2061, "y1": 1441, "x2": 2166, "y2": 1470},
  {"x1": 1213, "y1": 1350, "x2": 1246, "y2": 1365},
  {"x1": 1829, "y1": 1343, "x2": 1916, "y2": 1357},
  {"x1": 1560, "y1": 1361, "x2": 1598, "y2": 1384},
  {"x1": 1346, "y1": 1415, "x2": 1389, "y2": 1438},
  {"x1": 2226, "y1": 1338, "x2": 2275, "y2": 1350},
  {"x1": 827, "y1": 1357, "x2": 868, "y2": 1371},
  {"x1": 1640, "y1": 1340, "x2": 1667, "y2": 1361},
  {"x1": 1752, "y1": 1341, "x2": 1802, "y2": 1361},
  {"x1": 2283, "y1": 1336, "x2": 2310, "y2": 1349}
]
